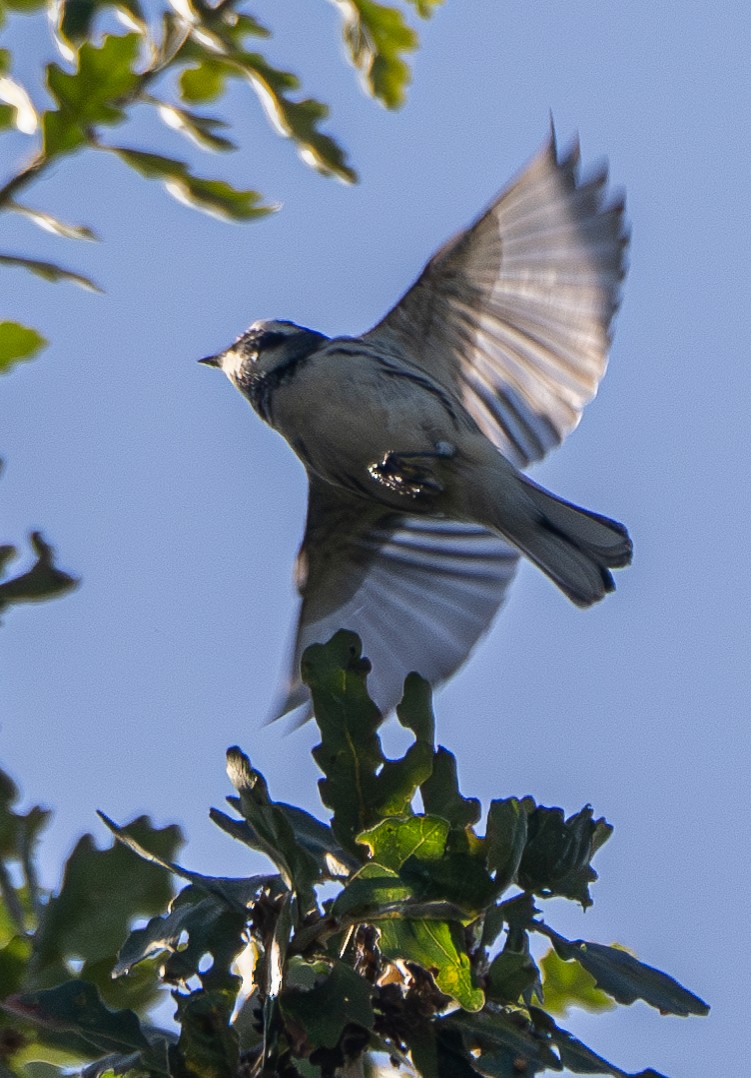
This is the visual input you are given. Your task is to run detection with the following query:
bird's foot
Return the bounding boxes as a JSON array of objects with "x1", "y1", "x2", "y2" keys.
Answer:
[{"x1": 367, "y1": 442, "x2": 455, "y2": 498}]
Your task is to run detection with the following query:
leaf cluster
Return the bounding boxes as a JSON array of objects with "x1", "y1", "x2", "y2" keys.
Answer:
[
  {"x1": 0, "y1": 633, "x2": 708, "y2": 1078},
  {"x1": 0, "y1": 0, "x2": 443, "y2": 365}
]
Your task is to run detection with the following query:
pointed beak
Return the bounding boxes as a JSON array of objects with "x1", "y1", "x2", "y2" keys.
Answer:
[{"x1": 198, "y1": 354, "x2": 221, "y2": 368}]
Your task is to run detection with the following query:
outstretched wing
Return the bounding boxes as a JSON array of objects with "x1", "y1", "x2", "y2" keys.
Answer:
[
  {"x1": 269, "y1": 479, "x2": 519, "y2": 723},
  {"x1": 363, "y1": 131, "x2": 628, "y2": 468}
]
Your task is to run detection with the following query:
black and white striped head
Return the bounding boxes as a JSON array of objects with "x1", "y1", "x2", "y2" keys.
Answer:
[{"x1": 199, "y1": 319, "x2": 327, "y2": 409}]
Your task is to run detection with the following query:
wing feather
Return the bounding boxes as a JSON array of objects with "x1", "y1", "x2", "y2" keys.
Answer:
[{"x1": 363, "y1": 131, "x2": 628, "y2": 468}]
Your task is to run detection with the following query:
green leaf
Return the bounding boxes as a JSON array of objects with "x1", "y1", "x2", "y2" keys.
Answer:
[
  {"x1": 114, "y1": 877, "x2": 268, "y2": 978},
  {"x1": 306, "y1": 631, "x2": 391, "y2": 852},
  {"x1": 54, "y1": 0, "x2": 146, "y2": 52},
  {"x1": 153, "y1": 101, "x2": 237, "y2": 152},
  {"x1": 280, "y1": 959, "x2": 374, "y2": 1050},
  {"x1": 486, "y1": 948, "x2": 540, "y2": 1005},
  {"x1": 485, "y1": 798, "x2": 528, "y2": 896},
  {"x1": 330, "y1": 863, "x2": 411, "y2": 919},
  {"x1": 0, "y1": 254, "x2": 102, "y2": 291},
  {"x1": 517, "y1": 804, "x2": 612, "y2": 908},
  {"x1": 420, "y1": 748, "x2": 481, "y2": 830},
  {"x1": 538, "y1": 925, "x2": 709, "y2": 1017},
  {"x1": 224, "y1": 747, "x2": 320, "y2": 907},
  {"x1": 238, "y1": 52, "x2": 357, "y2": 183},
  {"x1": 539, "y1": 1010, "x2": 668, "y2": 1078},
  {"x1": 9, "y1": 203, "x2": 98, "y2": 241},
  {"x1": 178, "y1": 42, "x2": 356, "y2": 182},
  {"x1": 449, "y1": 1009, "x2": 560, "y2": 1077},
  {"x1": 43, "y1": 33, "x2": 142, "y2": 156},
  {"x1": 4, "y1": 980, "x2": 151, "y2": 1057},
  {"x1": 358, "y1": 815, "x2": 448, "y2": 871},
  {"x1": 172, "y1": 985, "x2": 240, "y2": 1078},
  {"x1": 179, "y1": 60, "x2": 228, "y2": 105},
  {"x1": 30, "y1": 817, "x2": 181, "y2": 989},
  {"x1": 378, "y1": 919, "x2": 484, "y2": 1012},
  {"x1": 0, "y1": 532, "x2": 78, "y2": 614},
  {"x1": 539, "y1": 947, "x2": 615, "y2": 1016},
  {"x1": 109, "y1": 147, "x2": 275, "y2": 220},
  {"x1": 0, "y1": 322, "x2": 47, "y2": 372},
  {"x1": 336, "y1": 0, "x2": 418, "y2": 109}
]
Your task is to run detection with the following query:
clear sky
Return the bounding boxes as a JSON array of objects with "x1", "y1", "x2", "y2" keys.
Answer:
[{"x1": 3, "y1": 2, "x2": 749, "y2": 1075}]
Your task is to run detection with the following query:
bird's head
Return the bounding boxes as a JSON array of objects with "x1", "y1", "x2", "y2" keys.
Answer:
[{"x1": 199, "y1": 319, "x2": 326, "y2": 396}]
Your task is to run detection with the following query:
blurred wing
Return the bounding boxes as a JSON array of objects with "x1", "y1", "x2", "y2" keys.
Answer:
[
  {"x1": 269, "y1": 480, "x2": 519, "y2": 723},
  {"x1": 363, "y1": 130, "x2": 628, "y2": 468}
]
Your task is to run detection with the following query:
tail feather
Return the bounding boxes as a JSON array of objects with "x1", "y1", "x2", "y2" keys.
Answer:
[{"x1": 505, "y1": 476, "x2": 632, "y2": 607}]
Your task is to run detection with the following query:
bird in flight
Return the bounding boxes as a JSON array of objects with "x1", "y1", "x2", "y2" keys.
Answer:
[{"x1": 200, "y1": 131, "x2": 631, "y2": 722}]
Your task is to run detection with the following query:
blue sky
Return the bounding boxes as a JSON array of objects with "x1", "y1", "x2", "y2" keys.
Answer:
[{"x1": 3, "y1": 2, "x2": 749, "y2": 1075}]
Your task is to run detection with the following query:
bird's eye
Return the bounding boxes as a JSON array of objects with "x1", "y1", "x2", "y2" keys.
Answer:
[{"x1": 256, "y1": 331, "x2": 286, "y2": 350}]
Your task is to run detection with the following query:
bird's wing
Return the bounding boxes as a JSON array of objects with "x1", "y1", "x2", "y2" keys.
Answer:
[
  {"x1": 362, "y1": 131, "x2": 628, "y2": 468},
  {"x1": 269, "y1": 478, "x2": 520, "y2": 723}
]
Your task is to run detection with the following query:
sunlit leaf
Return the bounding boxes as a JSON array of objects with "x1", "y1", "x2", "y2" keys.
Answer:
[
  {"x1": 378, "y1": 918, "x2": 484, "y2": 1012},
  {"x1": 336, "y1": 0, "x2": 417, "y2": 109},
  {"x1": 9, "y1": 202, "x2": 99, "y2": 241},
  {"x1": 154, "y1": 100, "x2": 236, "y2": 152},
  {"x1": 358, "y1": 815, "x2": 448, "y2": 871},
  {"x1": 0, "y1": 321, "x2": 47, "y2": 372},
  {"x1": 109, "y1": 147, "x2": 275, "y2": 220},
  {"x1": 43, "y1": 33, "x2": 142, "y2": 156},
  {"x1": 538, "y1": 925, "x2": 709, "y2": 1017},
  {"x1": 0, "y1": 73, "x2": 38, "y2": 133},
  {"x1": 540, "y1": 947, "x2": 615, "y2": 1016},
  {"x1": 0, "y1": 253, "x2": 102, "y2": 291}
]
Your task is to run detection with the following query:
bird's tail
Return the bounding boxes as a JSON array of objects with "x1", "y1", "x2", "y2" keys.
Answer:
[{"x1": 497, "y1": 476, "x2": 632, "y2": 607}]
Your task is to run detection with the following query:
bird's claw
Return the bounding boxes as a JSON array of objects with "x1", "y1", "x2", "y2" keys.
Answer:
[{"x1": 367, "y1": 442, "x2": 455, "y2": 498}]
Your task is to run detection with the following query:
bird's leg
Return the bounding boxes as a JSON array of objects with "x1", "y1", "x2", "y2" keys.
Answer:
[{"x1": 367, "y1": 441, "x2": 456, "y2": 498}]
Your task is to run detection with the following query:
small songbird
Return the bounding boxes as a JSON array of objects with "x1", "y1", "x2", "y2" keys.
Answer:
[{"x1": 200, "y1": 132, "x2": 632, "y2": 722}]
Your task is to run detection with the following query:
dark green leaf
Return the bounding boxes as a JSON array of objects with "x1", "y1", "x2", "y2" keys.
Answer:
[
  {"x1": 420, "y1": 748, "x2": 481, "y2": 830},
  {"x1": 449, "y1": 1009, "x2": 559, "y2": 1076},
  {"x1": 4, "y1": 980, "x2": 150, "y2": 1057},
  {"x1": 541, "y1": 1012, "x2": 667, "y2": 1077},
  {"x1": 225, "y1": 747, "x2": 319, "y2": 907},
  {"x1": 0, "y1": 321, "x2": 47, "y2": 372},
  {"x1": 331, "y1": 863, "x2": 410, "y2": 918},
  {"x1": 486, "y1": 949, "x2": 539, "y2": 1005},
  {"x1": 375, "y1": 676, "x2": 435, "y2": 814},
  {"x1": 378, "y1": 918, "x2": 484, "y2": 1011},
  {"x1": 0, "y1": 532, "x2": 78, "y2": 614},
  {"x1": 539, "y1": 948, "x2": 614, "y2": 1016},
  {"x1": 538, "y1": 925, "x2": 709, "y2": 1017},
  {"x1": 30, "y1": 817, "x2": 181, "y2": 988},
  {"x1": 485, "y1": 798, "x2": 528, "y2": 895},
  {"x1": 517, "y1": 804, "x2": 612, "y2": 908},
  {"x1": 55, "y1": 0, "x2": 146, "y2": 51},
  {"x1": 0, "y1": 254, "x2": 101, "y2": 291},
  {"x1": 400, "y1": 850, "x2": 495, "y2": 913},
  {"x1": 172, "y1": 985, "x2": 240, "y2": 1078},
  {"x1": 280, "y1": 959, "x2": 374, "y2": 1049},
  {"x1": 307, "y1": 631, "x2": 390, "y2": 852}
]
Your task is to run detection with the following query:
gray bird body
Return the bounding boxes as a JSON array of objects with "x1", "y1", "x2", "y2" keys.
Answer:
[{"x1": 201, "y1": 132, "x2": 632, "y2": 721}]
